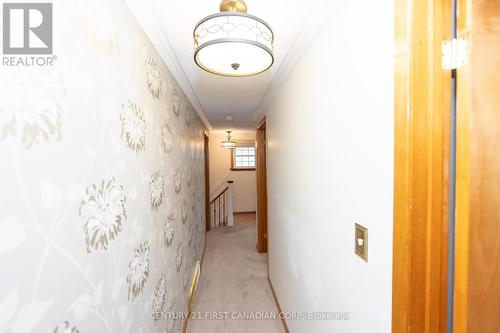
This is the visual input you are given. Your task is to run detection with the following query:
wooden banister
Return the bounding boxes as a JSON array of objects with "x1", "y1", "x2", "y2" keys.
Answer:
[
  {"x1": 208, "y1": 180, "x2": 234, "y2": 229},
  {"x1": 210, "y1": 186, "x2": 228, "y2": 205}
]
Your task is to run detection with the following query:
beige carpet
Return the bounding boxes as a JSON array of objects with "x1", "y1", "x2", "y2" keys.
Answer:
[{"x1": 186, "y1": 213, "x2": 284, "y2": 333}]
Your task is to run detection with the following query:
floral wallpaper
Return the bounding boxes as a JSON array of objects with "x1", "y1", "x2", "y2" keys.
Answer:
[{"x1": 0, "y1": 0, "x2": 207, "y2": 332}]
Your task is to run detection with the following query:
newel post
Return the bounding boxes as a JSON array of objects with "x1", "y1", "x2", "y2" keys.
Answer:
[{"x1": 227, "y1": 180, "x2": 234, "y2": 227}]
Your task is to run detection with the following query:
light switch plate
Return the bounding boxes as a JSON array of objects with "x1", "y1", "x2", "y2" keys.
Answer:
[{"x1": 355, "y1": 223, "x2": 368, "y2": 262}]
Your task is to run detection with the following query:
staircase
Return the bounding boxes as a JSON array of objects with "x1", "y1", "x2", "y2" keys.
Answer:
[{"x1": 210, "y1": 180, "x2": 234, "y2": 228}]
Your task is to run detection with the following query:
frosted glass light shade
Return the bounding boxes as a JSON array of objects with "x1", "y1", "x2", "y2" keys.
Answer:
[
  {"x1": 194, "y1": 12, "x2": 274, "y2": 77},
  {"x1": 221, "y1": 140, "x2": 237, "y2": 149}
]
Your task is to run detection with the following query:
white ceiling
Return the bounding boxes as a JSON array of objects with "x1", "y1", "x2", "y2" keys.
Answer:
[{"x1": 127, "y1": 0, "x2": 333, "y2": 131}]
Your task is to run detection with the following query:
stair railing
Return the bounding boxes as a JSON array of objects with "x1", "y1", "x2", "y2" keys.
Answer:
[{"x1": 209, "y1": 180, "x2": 234, "y2": 228}]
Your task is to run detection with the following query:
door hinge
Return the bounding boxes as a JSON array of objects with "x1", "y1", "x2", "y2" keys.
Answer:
[
  {"x1": 442, "y1": 38, "x2": 468, "y2": 70},
  {"x1": 264, "y1": 232, "x2": 267, "y2": 239}
]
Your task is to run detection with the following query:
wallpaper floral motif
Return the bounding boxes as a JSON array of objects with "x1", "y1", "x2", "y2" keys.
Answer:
[
  {"x1": 146, "y1": 57, "x2": 162, "y2": 100},
  {"x1": 0, "y1": 0, "x2": 206, "y2": 332},
  {"x1": 79, "y1": 178, "x2": 127, "y2": 253},
  {"x1": 53, "y1": 320, "x2": 80, "y2": 333},
  {"x1": 120, "y1": 101, "x2": 147, "y2": 154},
  {"x1": 149, "y1": 171, "x2": 165, "y2": 212},
  {"x1": 161, "y1": 122, "x2": 174, "y2": 154},
  {"x1": 163, "y1": 214, "x2": 175, "y2": 248},
  {"x1": 176, "y1": 245, "x2": 184, "y2": 272},
  {"x1": 127, "y1": 242, "x2": 151, "y2": 301},
  {"x1": 171, "y1": 89, "x2": 181, "y2": 117},
  {"x1": 0, "y1": 70, "x2": 64, "y2": 148},
  {"x1": 151, "y1": 274, "x2": 167, "y2": 325}
]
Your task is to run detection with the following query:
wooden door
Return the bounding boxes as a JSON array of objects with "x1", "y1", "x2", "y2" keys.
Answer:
[
  {"x1": 256, "y1": 121, "x2": 268, "y2": 253},
  {"x1": 454, "y1": 0, "x2": 500, "y2": 331},
  {"x1": 392, "y1": 0, "x2": 451, "y2": 331}
]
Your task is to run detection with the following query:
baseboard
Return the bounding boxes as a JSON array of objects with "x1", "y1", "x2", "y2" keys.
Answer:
[
  {"x1": 182, "y1": 235, "x2": 208, "y2": 333},
  {"x1": 234, "y1": 211, "x2": 256, "y2": 215},
  {"x1": 268, "y1": 277, "x2": 290, "y2": 333},
  {"x1": 200, "y1": 235, "x2": 208, "y2": 269}
]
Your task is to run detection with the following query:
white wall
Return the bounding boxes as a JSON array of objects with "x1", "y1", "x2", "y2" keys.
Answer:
[
  {"x1": 265, "y1": 1, "x2": 394, "y2": 332},
  {"x1": 209, "y1": 131, "x2": 257, "y2": 213}
]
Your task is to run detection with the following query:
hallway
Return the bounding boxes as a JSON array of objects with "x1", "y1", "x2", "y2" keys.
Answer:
[
  {"x1": 187, "y1": 214, "x2": 283, "y2": 333},
  {"x1": 1, "y1": 0, "x2": 499, "y2": 332}
]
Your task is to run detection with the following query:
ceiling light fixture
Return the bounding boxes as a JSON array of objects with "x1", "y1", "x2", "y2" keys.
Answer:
[
  {"x1": 193, "y1": 0, "x2": 274, "y2": 77},
  {"x1": 221, "y1": 131, "x2": 237, "y2": 149}
]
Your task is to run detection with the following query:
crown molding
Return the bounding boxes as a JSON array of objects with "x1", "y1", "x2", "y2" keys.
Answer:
[
  {"x1": 252, "y1": 1, "x2": 335, "y2": 125},
  {"x1": 125, "y1": 0, "x2": 213, "y2": 131}
]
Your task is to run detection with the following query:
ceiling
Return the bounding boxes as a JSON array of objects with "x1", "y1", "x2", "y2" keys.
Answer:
[{"x1": 127, "y1": 0, "x2": 333, "y2": 131}]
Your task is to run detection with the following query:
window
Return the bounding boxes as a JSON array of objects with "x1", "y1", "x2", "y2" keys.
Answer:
[{"x1": 231, "y1": 146, "x2": 256, "y2": 170}]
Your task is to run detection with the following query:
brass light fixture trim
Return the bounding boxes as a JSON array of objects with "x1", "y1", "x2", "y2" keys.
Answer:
[{"x1": 220, "y1": 0, "x2": 248, "y2": 13}]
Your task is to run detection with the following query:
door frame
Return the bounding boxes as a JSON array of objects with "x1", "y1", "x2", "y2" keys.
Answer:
[
  {"x1": 256, "y1": 119, "x2": 268, "y2": 253},
  {"x1": 204, "y1": 133, "x2": 211, "y2": 232},
  {"x1": 392, "y1": 0, "x2": 452, "y2": 331}
]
